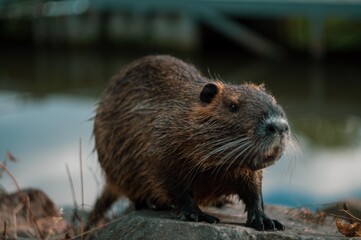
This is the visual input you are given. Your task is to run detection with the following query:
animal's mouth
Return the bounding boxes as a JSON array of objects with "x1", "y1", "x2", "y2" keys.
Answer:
[
  {"x1": 248, "y1": 146, "x2": 283, "y2": 171},
  {"x1": 264, "y1": 146, "x2": 281, "y2": 163}
]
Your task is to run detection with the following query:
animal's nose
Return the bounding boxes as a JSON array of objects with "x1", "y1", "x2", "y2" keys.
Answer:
[{"x1": 265, "y1": 119, "x2": 289, "y2": 135}]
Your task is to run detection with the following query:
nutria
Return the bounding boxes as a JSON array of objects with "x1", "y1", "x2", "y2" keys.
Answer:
[{"x1": 87, "y1": 55, "x2": 290, "y2": 231}]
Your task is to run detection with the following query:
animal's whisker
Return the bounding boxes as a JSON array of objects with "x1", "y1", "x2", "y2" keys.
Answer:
[
  {"x1": 220, "y1": 143, "x2": 254, "y2": 181},
  {"x1": 181, "y1": 136, "x2": 250, "y2": 189}
]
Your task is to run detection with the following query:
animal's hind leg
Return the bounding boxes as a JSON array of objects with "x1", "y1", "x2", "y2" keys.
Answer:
[
  {"x1": 85, "y1": 184, "x2": 118, "y2": 231},
  {"x1": 177, "y1": 192, "x2": 220, "y2": 223}
]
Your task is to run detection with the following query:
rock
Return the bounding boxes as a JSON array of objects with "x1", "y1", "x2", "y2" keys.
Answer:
[
  {"x1": 92, "y1": 204, "x2": 347, "y2": 240},
  {"x1": 0, "y1": 188, "x2": 72, "y2": 239}
]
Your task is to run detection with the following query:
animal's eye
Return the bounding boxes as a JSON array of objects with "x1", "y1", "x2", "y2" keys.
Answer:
[{"x1": 229, "y1": 103, "x2": 239, "y2": 113}]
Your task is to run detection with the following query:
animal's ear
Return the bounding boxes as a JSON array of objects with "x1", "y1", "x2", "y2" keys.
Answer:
[
  {"x1": 200, "y1": 83, "x2": 218, "y2": 104},
  {"x1": 258, "y1": 83, "x2": 266, "y2": 91}
]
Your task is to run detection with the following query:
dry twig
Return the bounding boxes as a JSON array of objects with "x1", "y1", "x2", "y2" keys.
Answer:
[
  {"x1": 79, "y1": 138, "x2": 85, "y2": 240},
  {"x1": 0, "y1": 161, "x2": 43, "y2": 239},
  {"x1": 337, "y1": 202, "x2": 361, "y2": 222},
  {"x1": 335, "y1": 203, "x2": 361, "y2": 237},
  {"x1": 65, "y1": 163, "x2": 81, "y2": 226}
]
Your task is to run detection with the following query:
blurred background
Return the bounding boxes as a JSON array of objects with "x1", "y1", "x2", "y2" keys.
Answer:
[{"x1": 0, "y1": 0, "x2": 361, "y2": 211}]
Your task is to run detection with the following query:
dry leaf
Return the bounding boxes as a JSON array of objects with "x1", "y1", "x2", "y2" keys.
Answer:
[
  {"x1": 335, "y1": 218, "x2": 361, "y2": 237},
  {"x1": 6, "y1": 151, "x2": 17, "y2": 162}
]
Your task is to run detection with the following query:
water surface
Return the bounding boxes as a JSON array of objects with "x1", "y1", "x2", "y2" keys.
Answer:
[{"x1": 1, "y1": 50, "x2": 360, "y2": 209}]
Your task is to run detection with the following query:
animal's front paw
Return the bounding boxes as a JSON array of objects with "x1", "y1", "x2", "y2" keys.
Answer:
[
  {"x1": 246, "y1": 211, "x2": 285, "y2": 231},
  {"x1": 179, "y1": 210, "x2": 220, "y2": 223}
]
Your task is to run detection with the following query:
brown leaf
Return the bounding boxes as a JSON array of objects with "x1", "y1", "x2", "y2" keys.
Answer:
[
  {"x1": 6, "y1": 151, "x2": 17, "y2": 162},
  {"x1": 335, "y1": 218, "x2": 361, "y2": 237}
]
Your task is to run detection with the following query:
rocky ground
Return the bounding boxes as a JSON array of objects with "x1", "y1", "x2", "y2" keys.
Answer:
[
  {"x1": 92, "y1": 204, "x2": 349, "y2": 240},
  {"x1": 1, "y1": 189, "x2": 359, "y2": 239}
]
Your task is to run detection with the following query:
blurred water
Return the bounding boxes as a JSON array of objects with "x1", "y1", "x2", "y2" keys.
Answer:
[{"x1": 0, "y1": 50, "x2": 360, "y2": 209}]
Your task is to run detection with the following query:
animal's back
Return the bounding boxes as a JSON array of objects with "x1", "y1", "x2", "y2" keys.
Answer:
[{"x1": 94, "y1": 55, "x2": 206, "y2": 204}]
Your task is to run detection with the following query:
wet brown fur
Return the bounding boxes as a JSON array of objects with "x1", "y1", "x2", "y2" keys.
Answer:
[{"x1": 87, "y1": 55, "x2": 288, "y2": 229}]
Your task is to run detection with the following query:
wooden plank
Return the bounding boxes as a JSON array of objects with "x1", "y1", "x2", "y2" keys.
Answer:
[{"x1": 89, "y1": 0, "x2": 361, "y2": 18}]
